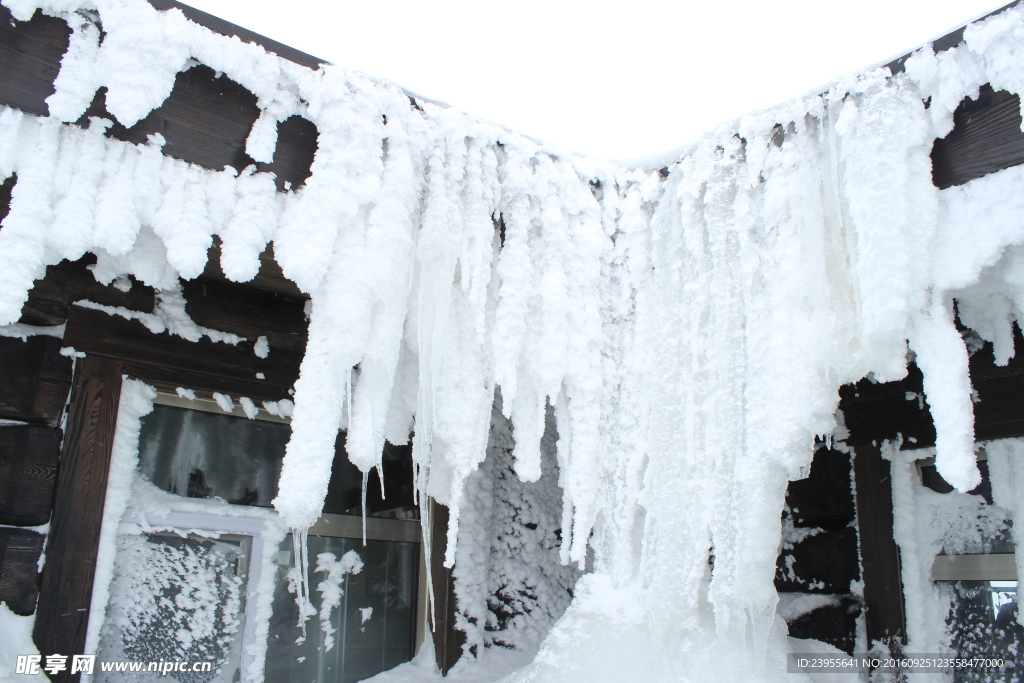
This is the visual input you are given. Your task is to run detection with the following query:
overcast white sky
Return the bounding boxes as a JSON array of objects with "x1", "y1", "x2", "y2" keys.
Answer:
[{"x1": 186, "y1": 0, "x2": 1006, "y2": 161}]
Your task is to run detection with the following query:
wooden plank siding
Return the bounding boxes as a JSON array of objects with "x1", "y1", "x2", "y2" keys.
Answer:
[
  {"x1": 0, "y1": 527, "x2": 46, "y2": 616},
  {"x1": 64, "y1": 305, "x2": 302, "y2": 392},
  {"x1": 34, "y1": 355, "x2": 124, "y2": 682},
  {"x1": 0, "y1": 5, "x2": 318, "y2": 190},
  {"x1": 180, "y1": 275, "x2": 308, "y2": 353},
  {"x1": 201, "y1": 238, "x2": 306, "y2": 299},
  {"x1": 841, "y1": 325, "x2": 1024, "y2": 450},
  {"x1": 0, "y1": 7, "x2": 70, "y2": 116},
  {"x1": 0, "y1": 425, "x2": 63, "y2": 527},
  {"x1": 18, "y1": 255, "x2": 154, "y2": 328},
  {"x1": 0, "y1": 335, "x2": 73, "y2": 426},
  {"x1": 932, "y1": 85, "x2": 1024, "y2": 189},
  {"x1": 776, "y1": 446, "x2": 861, "y2": 654}
]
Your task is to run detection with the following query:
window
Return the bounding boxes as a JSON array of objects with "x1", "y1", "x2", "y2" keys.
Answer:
[
  {"x1": 911, "y1": 450, "x2": 1022, "y2": 681},
  {"x1": 90, "y1": 383, "x2": 425, "y2": 683},
  {"x1": 266, "y1": 515, "x2": 422, "y2": 683}
]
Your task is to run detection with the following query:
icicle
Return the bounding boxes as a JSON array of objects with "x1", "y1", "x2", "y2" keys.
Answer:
[
  {"x1": 94, "y1": 140, "x2": 141, "y2": 256},
  {"x1": 0, "y1": 117, "x2": 59, "y2": 325},
  {"x1": 0, "y1": 106, "x2": 26, "y2": 178},
  {"x1": 245, "y1": 108, "x2": 280, "y2": 164},
  {"x1": 47, "y1": 122, "x2": 100, "y2": 261},
  {"x1": 908, "y1": 293, "x2": 981, "y2": 491},
  {"x1": 290, "y1": 527, "x2": 315, "y2": 636},
  {"x1": 361, "y1": 470, "x2": 368, "y2": 546},
  {"x1": 46, "y1": 9, "x2": 101, "y2": 123},
  {"x1": 220, "y1": 166, "x2": 278, "y2": 282}
]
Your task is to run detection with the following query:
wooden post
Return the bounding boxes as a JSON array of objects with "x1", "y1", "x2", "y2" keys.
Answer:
[
  {"x1": 853, "y1": 443, "x2": 907, "y2": 650},
  {"x1": 429, "y1": 502, "x2": 466, "y2": 675},
  {"x1": 33, "y1": 355, "x2": 123, "y2": 682}
]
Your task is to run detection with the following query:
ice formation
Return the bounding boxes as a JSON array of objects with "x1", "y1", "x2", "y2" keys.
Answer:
[
  {"x1": 889, "y1": 438, "x2": 1023, "y2": 677},
  {"x1": 314, "y1": 549, "x2": 363, "y2": 652},
  {"x1": 2, "y1": 0, "x2": 1024, "y2": 680}
]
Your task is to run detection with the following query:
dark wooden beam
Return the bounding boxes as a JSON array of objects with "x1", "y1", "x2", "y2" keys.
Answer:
[
  {"x1": 0, "y1": 173, "x2": 15, "y2": 222},
  {"x1": 34, "y1": 355, "x2": 124, "y2": 681},
  {"x1": 182, "y1": 271, "x2": 307, "y2": 357},
  {"x1": 182, "y1": 275, "x2": 307, "y2": 353},
  {"x1": 258, "y1": 115, "x2": 318, "y2": 192},
  {"x1": 784, "y1": 447, "x2": 855, "y2": 529},
  {"x1": 0, "y1": 335, "x2": 73, "y2": 427},
  {"x1": 201, "y1": 239, "x2": 306, "y2": 299},
  {"x1": 64, "y1": 304, "x2": 302, "y2": 390},
  {"x1": 77, "y1": 71, "x2": 317, "y2": 187},
  {"x1": 0, "y1": 425, "x2": 63, "y2": 526},
  {"x1": 147, "y1": 0, "x2": 328, "y2": 70},
  {"x1": 430, "y1": 503, "x2": 465, "y2": 675},
  {"x1": 0, "y1": 7, "x2": 319, "y2": 187},
  {"x1": 20, "y1": 254, "x2": 154, "y2": 328},
  {"x1": 932, "y1": 85, "x2": 1024, "y2": 189},
  {"x1": 776, "y1": 527, "x2": 859, "y2": 594},
  {"x1": 853, "y1": 443, "x2": 907, "y2": 648},
  {"x1": 840, "y1": 362, "x2": 934, "y2": 449},
  {"x1": 122, "y1": 361, "x2": 291, "y2": 404},
  {"x1": 80, "y1": 66, "x2": 260, "y2": 174},
  {"x1": 0, "y1": 527, "x2": 45, "y2": 616},
  {"x1": 841, "y1": 325, "x2": 1024, "y2": 449},
  {"x1": 885, "y1": 1, "x2": 1021, "y2": 75},
  {"x1": 0, "y1": 7, "x2": 70, "y2": 117}
]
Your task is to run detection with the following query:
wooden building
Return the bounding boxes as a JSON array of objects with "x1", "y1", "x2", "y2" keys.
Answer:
[{"x1": 1, "y1": 1, "x2": 1024, "y2": 681}]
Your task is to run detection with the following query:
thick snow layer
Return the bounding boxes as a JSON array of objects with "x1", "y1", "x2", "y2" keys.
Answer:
[
  {"x1": 3, "y1": 0, "x2": 1024, "y2": 680},
  {"x1": 890, "y1": 440, "x2": 1017, "y2": 672},
  {"x1": 986, "y1": 439, "x2": 1024, "y2": 626},
  {"x1": 0, "y1": 605, "x2": 38, "y2": 683}
]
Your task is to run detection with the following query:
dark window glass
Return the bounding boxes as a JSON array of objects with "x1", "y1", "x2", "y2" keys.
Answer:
[
  {"x1": 138, "y1": 404, "x2": 290, "y2": 507},
  {"x1": 266, "y1": 535, "x2": 419, "y2": 683},
  {"x1": 323, "y1": 434, "x2": 417, "y2": 518},
  {"x1": 138, "y1": 405, "x2": 418, "y2": 518}
]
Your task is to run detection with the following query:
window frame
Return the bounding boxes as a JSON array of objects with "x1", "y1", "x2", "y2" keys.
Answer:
[{"x1": 89, "y1": 373, "x2": 428, "y2": 683}]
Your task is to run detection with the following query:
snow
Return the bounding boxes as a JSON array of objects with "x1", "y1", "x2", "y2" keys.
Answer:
[
  {"x1": 239, "y1": 396, "x2": 258, "y2": 419},
  {"x1": 2, "y1": 0, "x2": 1024, "y2": 681},
  {"x1": 253, "y1": 335, "x2": 269, "y2": 358},
  {"x1": 986, "y1": 439, "x2": 1024, "y2": 626},
  {"x1": 314, "y1": 549, "x2": 363, "y2": 652},
  {"x1": 212, "y1": 392, "x2": 235, "y2": 413},
  {"x1": 0, "y1": 605, "x2": 38, "y2": 683},
  {"x1": 890, "y1": 440, "x2": 1017, "y2": 670},
  {"x1": 0, "y1": 321, "x2": 65, "y2": 340},
  {"x1": 83, "y1": 377, "x2": 157, "y2": 659}
]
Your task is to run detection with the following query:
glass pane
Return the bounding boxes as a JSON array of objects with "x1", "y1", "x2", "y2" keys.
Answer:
[
  {"x1": 322, "y1": 436, "x2": 419, "y2": 520},
  {"x1": 266, "y1": 535, "x2": 418, "y2": 683},
  {"x1": 138, "y1": 404, "x2": 290, "y2": 507},
  {"x1": 96, "y1": 533, "x2": 250, "y2": 683},
  {"x1": 943, "y1": 580, "x2": 1023, "y2": 682}
]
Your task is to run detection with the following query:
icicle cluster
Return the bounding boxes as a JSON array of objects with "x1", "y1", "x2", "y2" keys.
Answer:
[{"x1": 4, "y1": 0, "x2": 1024, "y2": 680}]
